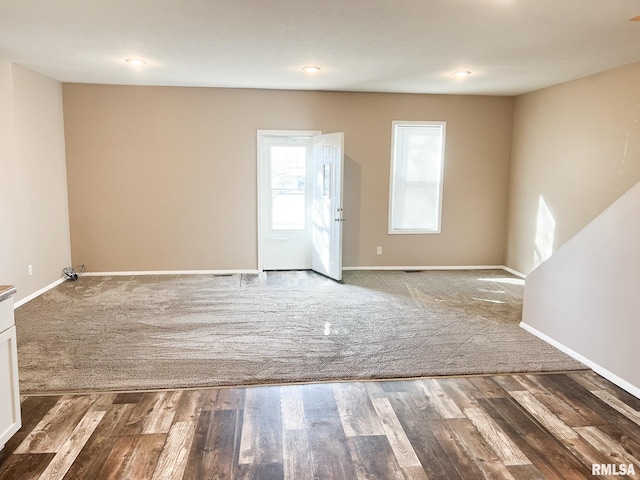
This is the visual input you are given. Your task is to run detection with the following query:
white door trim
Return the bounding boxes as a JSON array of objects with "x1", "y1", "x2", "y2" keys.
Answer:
[{"x1": 256, "y1": 129, "x2": 321, "y2": 272}]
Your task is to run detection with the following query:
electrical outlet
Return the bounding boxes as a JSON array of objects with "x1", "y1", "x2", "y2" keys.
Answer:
[
  {"x1": 376, "y1": 246, "x2": 382, "y2": 255},
  {"x1": 28, "y1": 264, "x2": 33, "y2": 276}
]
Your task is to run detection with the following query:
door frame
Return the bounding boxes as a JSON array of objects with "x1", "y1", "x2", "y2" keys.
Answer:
[{"x1": 256, "y1": 129, "x2": 321, "y2": 273}]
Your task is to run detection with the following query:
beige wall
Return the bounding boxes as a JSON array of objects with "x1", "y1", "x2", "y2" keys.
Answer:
[
  {"x1": 0, "y1": 61, "x2": 71, "y2": 303},
  {"x1": 506, "y1": 61, "x2": 640, "y2": 275},
  {"x1": 62, "y1": 85, "x2": 514, "y2": 272}
]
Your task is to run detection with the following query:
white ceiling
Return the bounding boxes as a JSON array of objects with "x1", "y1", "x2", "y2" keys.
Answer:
[{"x1": 1, "y1": 0, "x2": 640, "y2": 96}]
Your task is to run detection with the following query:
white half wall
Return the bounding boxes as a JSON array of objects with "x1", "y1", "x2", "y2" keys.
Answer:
[{"x1": 522, "y1": 181, "x2": 640, "y2": 394}]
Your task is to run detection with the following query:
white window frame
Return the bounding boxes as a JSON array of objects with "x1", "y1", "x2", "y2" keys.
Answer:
[{"x1": 388, "y1": 120, "x2": 446, "y2": 234}]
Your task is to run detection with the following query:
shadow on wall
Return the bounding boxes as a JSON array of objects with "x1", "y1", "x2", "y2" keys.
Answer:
[{"x1": 343, "y1": 155, "x2": 361, "y2": 267}]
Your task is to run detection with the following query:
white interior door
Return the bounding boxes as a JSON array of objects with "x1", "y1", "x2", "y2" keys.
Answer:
[{"x1": 311, "y1": 132, "x2": 344, "y2": 281}]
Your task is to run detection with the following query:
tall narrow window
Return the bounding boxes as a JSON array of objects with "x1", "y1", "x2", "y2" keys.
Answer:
[{"x1": 389, "y1": 121, "x2": 446, "y2": 234}]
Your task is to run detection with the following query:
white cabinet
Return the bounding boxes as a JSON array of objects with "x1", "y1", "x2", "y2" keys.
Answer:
[{"x1": 0, "y1": 288, "x2": 21, "y2": 451}]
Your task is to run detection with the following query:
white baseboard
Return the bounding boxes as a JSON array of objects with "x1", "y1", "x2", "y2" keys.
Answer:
[
  {"x1": 83, "y1": 269, "x2": 259, "y2": 277},
  {"x1": 343, "y1": 265, "x2": 507, "y2": 272},
  {"x1": 501, "y1": 266, "x2": 527, "y2": 278},
  {"x1": 85, "y1": 266, "x2": 521, "y2": 276},
  {"x1": 520, "y1": 321, "x2": 640, "y2": 399},
  {"x1": 14, "y1": 278, "x2": 65, "y2": 309}
]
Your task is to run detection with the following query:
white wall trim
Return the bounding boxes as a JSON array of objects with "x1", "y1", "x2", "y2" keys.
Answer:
[
  {"x1": 520, "y1": 321, "x2": 640, "y2": 399},
  {"x1": 85, "y1": 266, "x2": 516, "y2": 275},
  {"x1": 501, "y1": 266, "x2": 527, "y2": 278},
  {"x1": 343, "y1": 265, "x2": 508, "y2": 272},
  {"x1": 83, "y1": 269, "x2": 259, "y2": 277},
  {"x1": 14, "y1": 277, "x2": 65, "y2": 309}
]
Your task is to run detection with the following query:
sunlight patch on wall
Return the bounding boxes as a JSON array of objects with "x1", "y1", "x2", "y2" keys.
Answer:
[{"x1": 532, "y1": 195, "x2": 556, "y2": 269}]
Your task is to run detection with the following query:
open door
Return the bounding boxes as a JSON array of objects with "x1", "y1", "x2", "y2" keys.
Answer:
[{"x1": 311, "y1": 132, "x2": 344, "y2": 281}]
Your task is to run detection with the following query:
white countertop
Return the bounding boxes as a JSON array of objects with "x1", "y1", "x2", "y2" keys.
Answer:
[{"x1": 0, "y1": 286, "x2": 16, "y2": 303}]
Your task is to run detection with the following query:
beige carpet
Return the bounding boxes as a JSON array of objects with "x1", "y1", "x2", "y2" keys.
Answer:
[{"x1": 15, "y1": 270, "x2": 585, "y2": 394}]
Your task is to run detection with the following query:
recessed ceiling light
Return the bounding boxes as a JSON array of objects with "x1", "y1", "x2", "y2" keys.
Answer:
[
  {"x1": 302, "y1": 66, "x2": 321, "y2": 74},
  {"x1": 125, "y1": 58, "x2": 147, "y2": 66},
  {"x1": 452, "y1": 70, "x2": 471, "y2": 78}
]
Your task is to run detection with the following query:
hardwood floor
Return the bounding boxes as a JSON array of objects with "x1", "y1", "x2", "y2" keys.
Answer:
[{"x1": 1, "y1": 371, "x2": 639, "y2": 479}]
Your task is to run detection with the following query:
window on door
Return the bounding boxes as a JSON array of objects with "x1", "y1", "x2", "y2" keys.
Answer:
[
  {"x1": 389, "y1": 121, "x2": 446, "y2": 234},
  {"x1": 270, "y1": 146, "x2": 307, "y2": 230}
]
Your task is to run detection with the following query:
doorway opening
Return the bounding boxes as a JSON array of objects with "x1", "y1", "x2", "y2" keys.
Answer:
[
  {"x1": 257, "y1": 130, "x2": 345, "y2": 280},
  {"x1": 258, "y1": 131, "x2": 316, "y2": 271}
]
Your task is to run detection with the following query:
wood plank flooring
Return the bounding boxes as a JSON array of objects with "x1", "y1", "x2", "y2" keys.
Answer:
[{"x1": 1, "y1": 371, "x2": 639, "y2": 479}]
